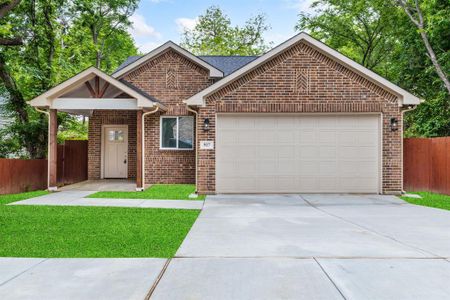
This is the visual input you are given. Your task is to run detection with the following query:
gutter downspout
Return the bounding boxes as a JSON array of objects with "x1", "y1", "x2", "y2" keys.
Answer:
[
  {"x1": 34, "y1": 107, "x2": 51, "y2": 190},
  {"x1": 401, "y1": 104, "x2": 418, "y2": 195},
  {"x1": 140, "y1": 106, "x2": 160, "y2": 191},
  {"x1": 186, "y1": 105, "x2": 198, "y2": 195}
]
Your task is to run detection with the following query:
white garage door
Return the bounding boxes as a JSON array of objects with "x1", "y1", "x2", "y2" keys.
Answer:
[{"x1": 216, "y1": 114, "x2": 380, "y2": 193}]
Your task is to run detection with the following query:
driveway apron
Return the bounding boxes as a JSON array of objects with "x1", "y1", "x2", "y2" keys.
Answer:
[{"x1": 151, "y1": 194, "x2": 450, "y2": 300}]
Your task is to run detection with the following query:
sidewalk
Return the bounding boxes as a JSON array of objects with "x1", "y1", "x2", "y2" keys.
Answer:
[
  {"x1": 9, "y1": 191, "x2": 203, "y2": 210},
  {"x1": 0, "y1": 258, "x2": 166, "y2": 300}
]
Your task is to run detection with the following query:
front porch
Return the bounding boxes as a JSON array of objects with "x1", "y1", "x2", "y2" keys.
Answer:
[{"x1": 29, "y1": 67, "x2": 167, "y2": 192}]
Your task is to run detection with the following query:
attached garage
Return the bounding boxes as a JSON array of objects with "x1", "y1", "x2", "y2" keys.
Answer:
[
  {"x1": 186, "y1": 33, "x2": 421, "y2": 195},
  {"x1": 216, "y1": 114, "x2": 381, "y2": 194}
]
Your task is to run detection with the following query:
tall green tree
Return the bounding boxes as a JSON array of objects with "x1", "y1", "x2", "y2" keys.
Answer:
[
  {"x1": 70, "y1": 0, "x2": 138, "y2": 71},
  {"x1": 392, "y1": 0, "x2": 450, "y2": 137},
  {"x1": 394, "y1": 0, "x2": 450, "y2": 95},
  {"x1": 0, "y1": 0, "x2": 139, "y2": 158},
  {"x1": 296, "y1": 0, "x2": 401, "y2": 74},
  {"x1": 181, "y1": 6, "x2": 271, "y2": 56},
  {"x1": 296, "y1": 0, "x2": 450, "y2": 137},
  {"x1": 0, "y1": 0, "x2": 63, "y2": 158}
]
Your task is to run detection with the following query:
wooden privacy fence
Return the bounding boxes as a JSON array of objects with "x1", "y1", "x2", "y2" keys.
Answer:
[
  {"x1": 404, "y1": 137, "x2": 450, "y2": 195},
  {"x1": 0, "y1": 140, "x2": 88, "y2": 195},
  {"x1": 57, "y1": 140, "x2": 88, "y2": 186},
  {"x1": 0, "y1": 158, "x2": 47, "y2": 194}
]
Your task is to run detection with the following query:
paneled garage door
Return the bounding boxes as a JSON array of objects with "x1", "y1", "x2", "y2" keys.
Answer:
[{"x1": 216, "y1": 114, "x2": 380, "y2": 193}]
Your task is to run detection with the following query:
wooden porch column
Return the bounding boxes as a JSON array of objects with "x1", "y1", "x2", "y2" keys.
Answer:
[
  {"x1": 48, "y1": 109, "x2": 58, "y2": 190},
  {"x1": 136, "y1": 110, "x2": 143, "y2": 191}
]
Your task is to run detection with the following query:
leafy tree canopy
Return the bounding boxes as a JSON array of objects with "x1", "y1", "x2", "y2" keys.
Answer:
[
  {"x1": 181, "y1": 6, "x2": 272, "y2": 56},
  {"x1": 0, "y1": 0, "x2": 138, "y2": 158},
  {"x1": 297, "y1": 0, "x2": 450, "y2": 137}
]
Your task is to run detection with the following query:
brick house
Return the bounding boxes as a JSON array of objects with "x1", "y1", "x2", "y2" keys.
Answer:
[{"x1": 29, "y1": 33, "x2": 420, "y2": 195}]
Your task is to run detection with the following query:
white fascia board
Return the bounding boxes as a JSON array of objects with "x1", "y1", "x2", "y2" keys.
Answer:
[
  {"x1": 112, "y1": 41, "x2": 224, "y2": 79},
  {"x1": 184, "y1": 32, "x2": 421, "y2": 107},
  {"x1": 29, "y1": 67, "x2": 97, "y2": 107},
  {"x1": 29, "y1": 66, "x2": 159, "y2": 109},
  {"x1": 52, "y1": 98, "x2": 140, "y2": 110}
]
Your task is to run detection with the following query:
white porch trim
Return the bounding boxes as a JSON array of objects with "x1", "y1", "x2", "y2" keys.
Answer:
[
  {"x1": 29, "y1": 67, "x2": 166, "y2": 110},
  {"x1": 53, "y1": 98, "x2": 140, "y2": 110}
]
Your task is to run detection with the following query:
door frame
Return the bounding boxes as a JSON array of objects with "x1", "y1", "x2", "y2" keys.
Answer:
[{"x1": 101, "y1": 124, "x2": 129, "y2": 179}]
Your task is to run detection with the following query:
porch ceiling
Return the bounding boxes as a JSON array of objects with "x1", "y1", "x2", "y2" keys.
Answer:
[{"x1": 29, "y1": 67, "x2": 166, "y2": 114}]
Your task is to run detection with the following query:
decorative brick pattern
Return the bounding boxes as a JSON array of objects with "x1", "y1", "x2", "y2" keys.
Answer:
[
  {"x1": 166, "y1": 67, "x2": 178, "y2": 89},
  {"x1": 88, "y1": 110, "x2": 137, "y2": 179},
  {"x1": 120, "y1": 49, "x2": 212, "y2": 184},
  {"x1": 295, "y1": 68, "x2": 309, "y2": 94},
  {"x1": 197, "y1": 41, "x2": 403, "y2": 194}
]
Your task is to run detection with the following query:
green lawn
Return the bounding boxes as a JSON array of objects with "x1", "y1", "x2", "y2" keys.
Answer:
[
  {"x1": 87, "y1": 184, "x2": 205, "y2": 200},
  {"x1": 401, "y1": 192, "x2": 450, "y2": 211},
  {"x1": 0, "y1": 191, "x2": 199, "y2": 258}
]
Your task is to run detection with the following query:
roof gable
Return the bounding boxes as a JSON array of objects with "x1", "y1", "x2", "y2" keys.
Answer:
[
  {"x1": 115, "y1": 55, "x2": 259, "y2": 77},
  {"x1": 185, "y1": 32, "x2": 421, "y2": 107},
  {"x1": 28, "y1": 67, "x2": 164, "y2": 109},
  {"x1": 112, "y1": 41, "x2": 224, "y2": 79}
]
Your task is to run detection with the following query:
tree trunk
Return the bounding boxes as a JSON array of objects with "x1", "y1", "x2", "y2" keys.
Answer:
[
  {"x1": 396, "y1": 0, "x2": 450, "y2": 95},
  {"x1": 0, "y1": 53, "x2": 28, "y2": 125},
  {"x1": 0, "y1": 0, "x2": 21, "y2": 18},
  {"x1": 419, "y1": 30, "x2": 450, "y2": 94},
  {"x1": 0, "y1": 53, "x2": 38, "y2": 157}
]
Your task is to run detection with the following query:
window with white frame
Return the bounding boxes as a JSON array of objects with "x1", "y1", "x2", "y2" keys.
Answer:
[{"x1": 160, "y1": 116, "x2": 194, "y2": 150}]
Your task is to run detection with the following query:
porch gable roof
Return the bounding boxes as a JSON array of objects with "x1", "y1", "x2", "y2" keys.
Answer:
[{"x1": 28, "y1": 67, "x2": 166, "y2": 111}]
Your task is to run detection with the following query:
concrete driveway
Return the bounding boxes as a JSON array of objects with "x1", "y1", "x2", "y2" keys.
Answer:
[
  {"x1": 2, "y1": 194, "x2": 450, "y2": 299},
  {"x1": 151, "y1": 194, "x2": 450, "y2": 299}
]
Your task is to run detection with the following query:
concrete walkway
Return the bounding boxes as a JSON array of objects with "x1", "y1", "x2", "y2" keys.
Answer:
[
  {"x1": 0, "y1": 258, "x2": 166, "y2": 300},
  {"x1": 9, "y1": 191, "x2": 203, "y2": 210},
  {"x1": 59, "y1": 179, "x2": 137, "y2": 192},
  {"x1": 150, "y1": 194, "x2": 450, "y2": 299}
]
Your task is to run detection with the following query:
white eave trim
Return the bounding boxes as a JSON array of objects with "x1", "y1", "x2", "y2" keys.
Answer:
[
  {"x1": 184, "y1": 32, "x2": 421, "y2": 107},
  {"x1": 28, "y1": 66, "x2": 165, "y2": 110},
  {"x1": 52, "y1": 98, "x2": 140, "y2": 110},
  {"x1": 112, "y1": 41, "x2": 224, "y2": 79}
]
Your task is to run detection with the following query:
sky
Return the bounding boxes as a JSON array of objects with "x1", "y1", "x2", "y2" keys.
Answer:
[{"x1": 129, "y1": 0, "x2": 315, "y2": 53}]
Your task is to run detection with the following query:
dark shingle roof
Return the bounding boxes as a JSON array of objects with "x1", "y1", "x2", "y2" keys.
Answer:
[
  {"x1": 115, "y1": 56, "x2": 141, "y2": 73},
  {"x1": 114, "y1": 55, "x2": 259, "y2": 76},
  {"x1": 198, "y1": 56, "x2": 258, "y2": 76}
]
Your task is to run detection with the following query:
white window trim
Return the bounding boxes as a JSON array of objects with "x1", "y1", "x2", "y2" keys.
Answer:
[{"x1": 160, "y1": 116, "x2": 194, "y2": 150}]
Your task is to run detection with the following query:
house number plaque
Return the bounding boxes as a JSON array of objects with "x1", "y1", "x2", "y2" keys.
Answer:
[{"x1": 200, "y1": 141, "x2": 214, "y2": 150}]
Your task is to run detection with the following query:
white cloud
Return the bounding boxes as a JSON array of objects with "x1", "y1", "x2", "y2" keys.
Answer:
[
  {"x1": 137, "y1": 41, "x2": 161, "y2": 53},
  {"x1": 175, "y1": 17, "x2": 198, "y2": 33},
  {"x1": 283, "y1": 0, "x2": 316, "y2": 14},
  {"x1": 129, "y1": 14, "x2": 161, "y2": 39}
]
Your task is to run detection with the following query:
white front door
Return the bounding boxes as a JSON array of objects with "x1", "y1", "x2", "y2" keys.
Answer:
[{"x1": 103, "y1": 125, "x2": 128, "y2": 178}]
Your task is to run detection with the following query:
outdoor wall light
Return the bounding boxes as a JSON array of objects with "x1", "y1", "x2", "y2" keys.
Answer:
[
  {"x1": 203, "y1": 118, "x2": 210, "y2": 131},
  {"x1": 390, "y1": 117, "x2": 399, "y2": 132}
]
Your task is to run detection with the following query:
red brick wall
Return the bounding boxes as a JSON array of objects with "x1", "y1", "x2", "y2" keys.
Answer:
[
  {"x1": 197, "y1": 41, "x2": 403, "y2": 194},
  {"x1": 88, "y1": 110, "x2": 137, "y2": 179},
  {"x1": 122, "y1": 49, "x2": 212, "y2": 184}
]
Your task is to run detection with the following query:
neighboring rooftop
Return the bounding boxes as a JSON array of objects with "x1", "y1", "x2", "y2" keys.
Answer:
[{"x1": 114, "y1": 55, "x2": 259, "y2": 76}]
